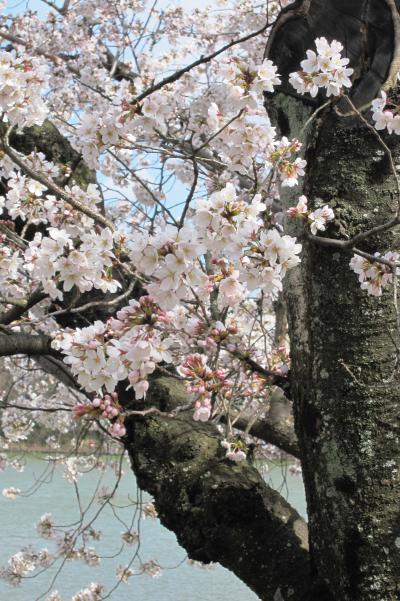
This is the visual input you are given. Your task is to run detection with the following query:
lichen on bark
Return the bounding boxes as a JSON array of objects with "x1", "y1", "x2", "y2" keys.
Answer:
[
  {"x1": 125, "y1": 410, "x2": 310, "y2": 601},
  {"x1": 282, "y1": 104, "x2": 400, "y2": 600}
]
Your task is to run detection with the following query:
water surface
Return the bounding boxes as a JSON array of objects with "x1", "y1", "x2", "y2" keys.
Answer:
[{"x1": 0, "y1": 456, "x2": 306, "y2": 600}]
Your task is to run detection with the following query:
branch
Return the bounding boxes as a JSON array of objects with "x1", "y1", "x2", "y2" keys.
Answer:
[
  {"x1": 229, "y1": 413, "x2": 300, "y2": 458},
  {"x1": 0, "y1": 332, "x2": 86, "y2": 392},
  {"x1": 0, "y1": 333, "x2": 55, "y2": 357},
  {"x1": 34, "y1": 355, "x2": 83, "y2": 391},
  {"x1": 231, "y1": 350, "x2": 292, "y2": 398},
  {"x1": 125, "y1": 411, "x2": 310, "y2": 601},
  {"x1": 40, "y1": 0, "x2": 70, "y2": 14},
  {"x1": 0, "y1": 288, "x2": 47, "y2": 325},
  {"x1": 0, "y1": 138, "x2": 114, "y2": 230},
  {"x1": 178, "y1": 156, "x2": 198, "y2": 228},
  {"x1": 134, "y1": 20, "x2": 273, "y2": 104},
  {"x1": 0, "y1": 402, "x2": 72, "y2": 412},
  {"x1": 0, "y1": 222, "x2": 27, "y2": 249}
]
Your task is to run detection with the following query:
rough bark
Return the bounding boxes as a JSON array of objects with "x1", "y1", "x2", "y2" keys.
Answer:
[
  {"x1": 125, "y1": 409, "x2": 310, "y2": 601},
  {"x1": 267, "y1": 25, "x2": 400, "y2": 601},
  {"x1": 4, "y1": 120, "x2": 94, "y2": 189},
  {"x1": 289, "y1": 114, "x2": 400, "y2": 601},
  {"x1": 0, "y1": 288, "x2": 47, "y2": 325}
]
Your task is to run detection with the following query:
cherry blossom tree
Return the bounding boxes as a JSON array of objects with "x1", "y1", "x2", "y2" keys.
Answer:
[{"x1": 1, "y1": 0, "x2": 400, "y2": 599}]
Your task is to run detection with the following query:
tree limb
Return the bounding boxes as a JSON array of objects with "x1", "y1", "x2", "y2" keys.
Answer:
[
  {"x1": 0, "y1": 333, "x2": 56, "y2": 357},
  {"x1": 134, "y1": 19, "x2": 274, "y2": 105},
  {"x1": 125, "y1": 410, "x2": 310, "y2": 601},
  {"x1": 0, "y1": 137, "x2": 114, "y2": 230},
  {"x1": 230, "y1": 413, "x2": 300, "y2": 459},
  {"x1": 0, "y1": 288, "x2": 47, "y2": 325}
]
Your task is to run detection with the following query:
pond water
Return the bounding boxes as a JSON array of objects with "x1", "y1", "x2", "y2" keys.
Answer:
[{"x1": 0, "y1": 456, "x2": 306, "y2": 601}]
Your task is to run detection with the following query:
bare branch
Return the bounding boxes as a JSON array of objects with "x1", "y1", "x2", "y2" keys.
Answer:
[
  {"x1": 0, "y1": 333, "x2": 55, "y2": 357},
  {"x1": 226, "y1": 412, "x2": 300, "y2": 458},
  {"x1": 230, "y1": 349, "x2": 292, "y2": 398},
  {"x1": 40, "y1": 0, "x2": 70, "y2": 15},
  {"x1": 0, "y1": 222, "x2": 27, "y2": 249},
  {"x1": 178, "y1": 156, "x2": 198, "y2": 228}
]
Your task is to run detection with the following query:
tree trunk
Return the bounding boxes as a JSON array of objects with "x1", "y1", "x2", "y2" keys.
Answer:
[
  {"x1": 266, "y1": 2, "x2": 400, "y2": 594},
  {"x1": 284, "y1": 107, "x2": 400, "y2": 600}
]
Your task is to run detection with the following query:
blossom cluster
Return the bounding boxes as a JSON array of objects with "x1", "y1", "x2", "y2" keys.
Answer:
[
  {"x1": 0, "y1": 548, "x2": 51, "y2": 586},
  {"x1": 130, "y1": 225, "x2": 208, "y2": 311},
  {"x1": 178, "y1": 354, "x2": 230, "y2": 421},
  {"x1": 0, "y1": 167, "x2": 121, "y2": 302},
  {"x1": 265, "y1": 137, "x2": 306, "y2": 187},
  {"x1": 287, "y1": 195, "x2": 335, "y2": 235},
  {"x1": 194, "y1": 183, "x2": 302, "y2": 300},
  {"x1": 218, "y1": 57, "x2": 281, "y2": 107},
  {"x1": 221, "y1": 438, "x2": 247, "y2": 462},
  {"x1": 46, "y1": 583, "x2": 105, "y2": 601},
  {"x1": 73, "y1": 392, "x2": 127, "y2": 438},
  {"x1": 0, "y1": 172, "x2": 48, "y2": 223},
  {"x1": 240, "y1": 228, "x2": 302, "y2": 297},
  {"x1": 0, "y1": 50, "x2": 48, "y2": 128},
  {"x1": 36, "y1": 513, "x2": 55, "y2": 539},
  {"x1": 24, "y1": 225, "x2": 119, "y2": 300},
  {"x1": 371, "y1": 91, "x2": 400, "y2": 135},
  {"x1": 71, "y1": 583, "x2": 105, "y2": 601},
  {"x1": 0, "y1": 161, "x2": 97, "y2": 228},
  {"x1": 52, "y1": 296, "x2": 173, "y2": 404},
  {"x1": 74, "y1": 83, "x2": 137, "y2": 169},
  {"x1": 127, "y1": 183, "x2": 303, "y2": 314},
  {"x1": 116, "y1": 565, "x2": 134, "y2": 584},
  {"x1": 289, "y1": 37, "x2": 353, "y2": 97},
  {"x1": 2, "y1": 487, "x2": 21, "y2": 499},
  {"x1": 139, "y1": 560, "x2": 162, "y2": 578},
  {"x1": 193, "y1": 182, "x2": 266, "y2": 256},
  {"x1": 350, "y1": 251, "x2": 400, "y2": 296}
]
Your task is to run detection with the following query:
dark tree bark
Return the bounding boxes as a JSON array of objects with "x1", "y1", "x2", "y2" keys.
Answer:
[
  {"x1": 125, "y1": 409, "x2": 309, "y2": 601},
  {"x1": 266, "y1": 2, "x2": 400, "y2": 599},
  {"x1": 265, "y1": 0, "x2": 400, "y2": 112}
]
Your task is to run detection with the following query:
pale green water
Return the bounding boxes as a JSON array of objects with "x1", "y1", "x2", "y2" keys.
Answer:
[{"x1": 0, "y1": 457, "x2": 306, "y2": 601}]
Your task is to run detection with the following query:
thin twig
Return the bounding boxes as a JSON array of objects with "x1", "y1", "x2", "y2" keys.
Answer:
[{"x1": 133, "y1": 19, "x2": 273, "y2": 105}]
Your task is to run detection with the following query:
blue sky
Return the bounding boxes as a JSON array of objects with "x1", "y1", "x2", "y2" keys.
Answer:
[
  {"x1": 3, "y1": 0, "x2": 222, "y2": 217},
  {"x1": 6, "y1": 0, "x2": 209, "y2": 15}
]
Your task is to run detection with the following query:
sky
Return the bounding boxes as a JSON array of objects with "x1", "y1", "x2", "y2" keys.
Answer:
[
  {"x1": 3, "y1": 0, "x2": 224, "y2": 215},
  {"x1": 6, "y1": 0, "x2": 210, "y2": 15}
]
